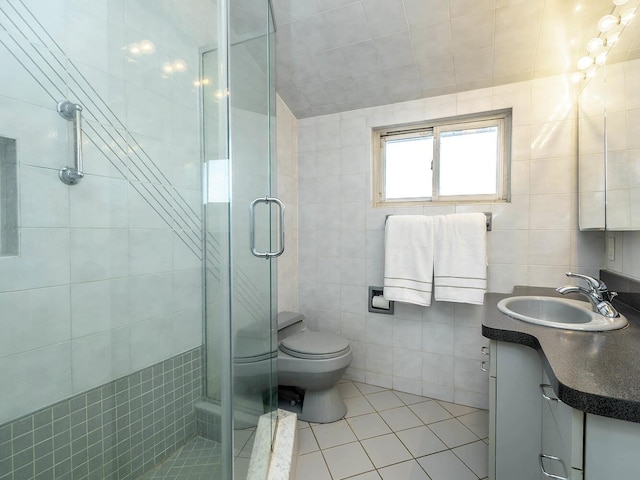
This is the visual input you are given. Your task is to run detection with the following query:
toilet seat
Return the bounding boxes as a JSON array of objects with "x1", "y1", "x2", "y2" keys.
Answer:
[{"x1": 279, "y1": 331, "x2": 350, "y2": 360}]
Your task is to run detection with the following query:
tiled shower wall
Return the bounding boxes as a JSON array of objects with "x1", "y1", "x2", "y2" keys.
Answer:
[
  {"x1": 294, "y1": 73, "x2": 605, "y2": 409},
  {"x1": 0, "y1": 348, "x2": 202, "y2": 480},
  {"x1": 0, "y1": 1, "x2": 207, "y2": 428}
]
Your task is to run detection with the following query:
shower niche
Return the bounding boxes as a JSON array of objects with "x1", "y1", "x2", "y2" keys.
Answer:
[{"x1": 0, "y1": 135, "x2": 17, "y2": 257}]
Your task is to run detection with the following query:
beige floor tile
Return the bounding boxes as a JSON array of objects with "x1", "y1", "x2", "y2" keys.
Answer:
[
  {"x1": 355, "y1": 382, "x2": 388, "y2": 395},
  {"x1": 361, "y1": 433, "x2": 413, "y2": 468},
  {"x1": 409, "y1": 400, "x2": 453, "y2": 425},
  {"x1": 428, "y1": 418, "x2": 479, "y2": 448},
  {"x1": 338, "y1": 381, "x2": 362, "y2": 399},
  {"x1": 295, "y1": 451, "x2": 332, "y2": 480},
  {"x1": 298, "y1": 427, "x2": 319, "y2": 455},
  {"x1": 395, "y1": 391, "x2": 431, "y2": 405},
  {"x1": 417, "y1": 450, "x2": 477, "y2": 480},
  {"x1": 345, "y1": 395, "x2": 376, "y2": 417},
  {"x1": 453, "y1": 440, "x2": 489, "y2": 478},
  {"x1": 323, "y1": 441, "x2": 376, "y2": 479},
  {"x1": 379, "y1": 406, "x2": 424, "y2": 431},
  {"x1": 458, "y1": 410, "x2": 489, "y2": 439},
  {"x1": 347, "y1": 412, "x2": 392, "y2": 439},
  {"x1": 437, "y1": 399, "x2": 478, "y2": 417},
  {"x1": 378, "y1": 459, "x2": 431, "y2": 480},
  {"x1": 365, "y1": 391, "x2": 404, "y2": 411},
  {"x1": 312, "y1": 419, "x2": 357, "y2": 449},
  {"x1": 396, "y1": 425, "x2": 448, "y2": 457}
]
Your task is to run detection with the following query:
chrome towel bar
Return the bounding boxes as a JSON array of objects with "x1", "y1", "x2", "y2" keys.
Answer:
[{"x1": 385, "y1": 212, "x2": 492, "y2": 231}]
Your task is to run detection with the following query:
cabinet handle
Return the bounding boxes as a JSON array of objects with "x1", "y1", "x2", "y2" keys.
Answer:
[
  {"x1": 539, "y1": 453, "x2": 568, "y2": 480},
  {"x1": 540, "y1": 383, "x2": 558, "y2": 402},
  {"x1": 481, "y1": 346, "x2": 489, "y2": 355},
  {"x1": 481, "y1": 361, "x2": 489, "y2": 372}
]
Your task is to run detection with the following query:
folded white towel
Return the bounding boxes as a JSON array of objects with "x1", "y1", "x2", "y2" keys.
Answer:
[
  {"x1": 383, "y1": 215, "x2": 434, "y2": 307},
  {"x1": 434, "y1": 213, "x2": 487, "y2": 305}
]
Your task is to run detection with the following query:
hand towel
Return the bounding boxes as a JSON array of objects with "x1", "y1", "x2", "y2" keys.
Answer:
[
  {"x1": 434, "y1": 213, "x2": 487, "y2": 305},
  {"x1": 383, "y1": 215, "x2": 434, "y2": 307}
]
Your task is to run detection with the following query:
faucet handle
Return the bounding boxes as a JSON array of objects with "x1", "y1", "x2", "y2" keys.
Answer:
[{"x1": 565, "y1": 272, "x2": 607, "y2": 293}]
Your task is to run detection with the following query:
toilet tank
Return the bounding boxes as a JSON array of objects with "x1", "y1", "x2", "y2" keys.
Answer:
[
  {"x1": 278, "y1": 311, "x2": 305, "y2": 330},
  {"x1": 277, "y1": 311, "x2": 306, "y2": 340}
]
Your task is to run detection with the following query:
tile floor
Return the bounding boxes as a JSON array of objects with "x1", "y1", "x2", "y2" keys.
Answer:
[{"x1": 295, "y1": 380, "x2": 489, "y2": 480}]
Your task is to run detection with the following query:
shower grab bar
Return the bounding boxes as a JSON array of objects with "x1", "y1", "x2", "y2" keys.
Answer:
[
  {"x1": 57, "y1": 100, "x2": 84, "y2": 185},
  {"x1": 249, "y1": 196, "x2": 285, "y2": 259}
]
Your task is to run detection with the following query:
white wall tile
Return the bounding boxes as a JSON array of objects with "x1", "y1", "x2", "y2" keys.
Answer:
[
  {"x1": 0, "y1": 286, "x2": 71, "y2": 357},
  {"x1": 294, "y1": 73, "x2": 592, "y2": 409}
]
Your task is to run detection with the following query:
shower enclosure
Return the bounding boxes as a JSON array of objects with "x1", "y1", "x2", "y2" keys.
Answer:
[{"x1": 0, "y1": 0, "x2": 278, "y2": 479}]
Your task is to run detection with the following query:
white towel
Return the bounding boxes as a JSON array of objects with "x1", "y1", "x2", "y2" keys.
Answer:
[
  {"x1": 434, "y1": 213, "x2": 487, "y2": 305},
  {"x1": 383, "y1": 215, "x2": 434, "y2": 307}
]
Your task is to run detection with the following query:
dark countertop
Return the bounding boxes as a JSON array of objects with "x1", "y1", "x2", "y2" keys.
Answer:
[{"x1": 482, "y1": 286, "x2": 640, "y2": 423}]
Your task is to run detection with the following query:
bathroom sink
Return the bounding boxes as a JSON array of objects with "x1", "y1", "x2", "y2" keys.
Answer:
[{"x1": 497, "y1": 296, "x2": 628, "y2": 331}]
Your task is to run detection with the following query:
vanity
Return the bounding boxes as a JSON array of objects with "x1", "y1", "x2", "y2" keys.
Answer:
[{"x1": 482, "y1": 271, "x2": 640, "y2": 480}]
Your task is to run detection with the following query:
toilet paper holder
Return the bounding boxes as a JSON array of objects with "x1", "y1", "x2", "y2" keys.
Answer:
[{"x1": 368, "y1": 286, "x2": 394, "y2": 315}]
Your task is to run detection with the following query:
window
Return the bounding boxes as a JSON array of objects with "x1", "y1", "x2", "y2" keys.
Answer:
[{"x1": 373, "y1": 109, "x2": 511, "y2": 206}]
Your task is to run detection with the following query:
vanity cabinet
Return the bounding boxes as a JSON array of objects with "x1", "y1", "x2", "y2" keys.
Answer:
[
  {"x1": 490, "y1": 338, "x2": 640, "y2": 480},
  {"x1": 489, "y1": 340, "x2": 585, "y2": 480},
  {"x1": 489, "y1": 340, "x2": 542, "y2": 480}
]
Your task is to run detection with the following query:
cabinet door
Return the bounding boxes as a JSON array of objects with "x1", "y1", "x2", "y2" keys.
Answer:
[
  {"x1": 494, "y1": 342, "x2": 543, "y2": 480},
  {"x1": 540, "y1": 371, "x2": 584, "y2": 476},
  {"x1": 585, "y1": 413, "x2": 640, "y2": 479}
]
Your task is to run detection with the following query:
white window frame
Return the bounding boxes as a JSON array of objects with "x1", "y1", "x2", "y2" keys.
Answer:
[{"x1": 373, "y1": 109, "x2": 512, "y2": 207}]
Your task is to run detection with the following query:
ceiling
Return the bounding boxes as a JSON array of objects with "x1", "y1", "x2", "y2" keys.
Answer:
[{"x1": 271, "y1": 0, "x2": 640, "y2": 118}]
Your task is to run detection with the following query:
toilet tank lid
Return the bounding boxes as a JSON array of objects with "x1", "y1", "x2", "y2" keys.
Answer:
[{"x1": 278, "y1": 311, "x2": 305, "y2": 329}]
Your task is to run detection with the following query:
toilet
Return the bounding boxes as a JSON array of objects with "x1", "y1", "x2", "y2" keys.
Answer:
[{"x1": 277, "y1": 311, "x2": 352, "y2": 423}]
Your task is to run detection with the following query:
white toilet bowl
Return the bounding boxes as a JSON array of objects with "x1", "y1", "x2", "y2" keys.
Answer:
[{"x1": 277, "y1": 312, "x2": 352, "y2": 423}]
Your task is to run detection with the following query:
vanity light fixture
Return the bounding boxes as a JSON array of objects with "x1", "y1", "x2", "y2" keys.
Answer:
[{"x1": 577, "y1": 0, "x2": 639, "y2": 76}]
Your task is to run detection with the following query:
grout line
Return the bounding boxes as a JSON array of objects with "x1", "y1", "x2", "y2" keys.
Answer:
[{"x1": 296, "y1": 380, "x2": 488, "y2": 480}]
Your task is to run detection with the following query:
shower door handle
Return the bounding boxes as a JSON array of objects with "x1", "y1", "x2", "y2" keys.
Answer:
[
  {"x1": 57, "y1": 100, "x2": 84, "y2": 185},
  {"x1": 249, "y1": 196, "x2": 285, "y2": 259}
]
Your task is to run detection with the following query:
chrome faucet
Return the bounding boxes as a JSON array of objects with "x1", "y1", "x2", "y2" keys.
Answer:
[{"x1": 556, "y1": 272, "x2": 619, "y2": 318}]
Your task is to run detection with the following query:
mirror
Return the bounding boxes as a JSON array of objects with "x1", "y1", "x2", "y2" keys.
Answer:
[{"x1": 578, "y1": 0, "x2": 640, "y2": 231}]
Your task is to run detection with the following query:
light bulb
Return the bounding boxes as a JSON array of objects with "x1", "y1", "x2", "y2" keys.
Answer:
[
  {"x1": 162, "y1": 62, "x2": 174, "y2": 74},
  {"x1": 596, "y1": 52, "x2": 607, "y2": 65},
  {"x1": 577, "y1": 56, "x2": 594, "y2": 70},
  {"x1": 613, "y1": 0, "x2": 629, "y2": 5},
  {"x1": 598, "y1": 14, "x2": 619, "y2": 32},
  {"x1": 586, "y1": 37, "x2": 604, "y2": 53}
]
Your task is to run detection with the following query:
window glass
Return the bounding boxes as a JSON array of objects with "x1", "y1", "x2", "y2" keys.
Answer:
[
  {"x1": 439, "y1": 126, "x2": 498, "y2": 196},
  {"x1": 384, "y1": 136, "x2": 433, "y2": 199}
]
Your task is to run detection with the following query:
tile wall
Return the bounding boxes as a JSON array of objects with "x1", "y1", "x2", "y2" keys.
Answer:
[
  {"x1": 277, "y1": 95, "x2": 299, "y2": 313},
  {"x1": 0, "y1": 1, "x2": 207, "y2": 426},
  {"x1": 0, "y1": 348, "x2": 202, "y2": 480},
  {"x1": 293, "y1": 73, "x2": 605, "y2": 409}
]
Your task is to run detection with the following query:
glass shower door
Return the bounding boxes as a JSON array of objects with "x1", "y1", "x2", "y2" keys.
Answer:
[{"x1": 203, "y1": 1, "x2": 277, "y2": 478}]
